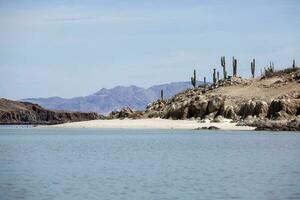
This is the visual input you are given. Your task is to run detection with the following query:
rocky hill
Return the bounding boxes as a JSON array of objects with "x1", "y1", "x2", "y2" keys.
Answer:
[
  {"x1": 22, "y1": 81, "x2": 203, "y2": 114},
  {"x1": 111, "y1": 69, "x2": 300, "y2": 131},
  {"x1": 0, "y1": 98, "x2": 99, "y2": 125}
]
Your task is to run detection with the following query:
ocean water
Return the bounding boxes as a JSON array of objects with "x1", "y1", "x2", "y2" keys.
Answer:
[{"x1": 0, "y1": 127, "x2": 300, "y2": 200}]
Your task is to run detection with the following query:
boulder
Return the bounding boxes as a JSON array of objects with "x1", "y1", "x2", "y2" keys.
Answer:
[
  {"x1": 109, "y1": 107, "x2": 134, "y2": 119},
  {"x1": 254, "y1": 101, "x2": 269, "y2": 118},
  {"x1": 255, "y1": 119, "x2": 300, "y2": 131},
  {"x1": 268, "y1": 99, "x2": 300, "y2": 119},
  {"x1": 198, "y1": 126, "x2": 220, "y2": 130},
  {"x1": 212, "y1": 115, "x2": 224, "y2": 123},
  {"x1": 221, "y1": 105, "x2": 237, "y2": 119},
  {"x1": 207, "y1": 96, "x2": 225, "y2": 114},
  {"x1": 187, "y1": 97, "x2": 208, "y2": 119},
  {"x1": 238, "y1": 100, "x2": 256, "y2": 118}
]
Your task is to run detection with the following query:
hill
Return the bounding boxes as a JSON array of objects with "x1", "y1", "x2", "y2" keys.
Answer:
[
  {"x1": 0, "y1": 98, "x2": 99, "y2": 124},
  {"x1": 111, "y1": 69, "x2": 300, "y2": 130}
]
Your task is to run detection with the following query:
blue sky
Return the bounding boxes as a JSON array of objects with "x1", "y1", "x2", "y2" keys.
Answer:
[{"x1": 0, "y1": 0, "x2": 299, "y2": 99}]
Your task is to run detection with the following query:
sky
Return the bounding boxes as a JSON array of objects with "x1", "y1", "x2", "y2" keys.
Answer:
[{"x1": 0, "y1": 0, "x2": 299, "y2": 100}]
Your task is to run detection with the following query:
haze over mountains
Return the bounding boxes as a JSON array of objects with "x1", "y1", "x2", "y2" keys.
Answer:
[{"x1": 22, "y1": 81, "x2": 203, "y2": 114}]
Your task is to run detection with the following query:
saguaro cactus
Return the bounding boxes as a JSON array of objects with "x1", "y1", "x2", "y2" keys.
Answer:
[
  {"x1": 221, "y1": 56, "x2": 227, "y2": 80},
  {"x1": 217, "y1": 71, "x2": 219, "y2": 81},
  {"x1": 191, "y1": 69, "x2": 197, "y2": 88},
  {"x1": 232, "y1": 56, "x2": 237, "y2": 76},
  {"x1": 213, "y1": 69, "x2": 217, "y2": 85},
  {"x1": 251, "y1": 59, "x2": 255, "y2": 78},
  {"x1": 160, "y1": 89, "x2": 164, "y2": 100},
  {"x1": 204, "y1": 77, "x2": 206, "y2": 84},
  {"x1": 293, "y1": 59, "x2": 296, "y2": 69}
]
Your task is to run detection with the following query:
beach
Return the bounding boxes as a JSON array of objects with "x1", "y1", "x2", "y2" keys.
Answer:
[{"x1": 47, "y1": 118, "x2": 255, "y2": 131}]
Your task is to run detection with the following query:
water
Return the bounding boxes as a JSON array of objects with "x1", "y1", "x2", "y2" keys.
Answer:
[{"x1": 0, "y1": 127, "x2": 300, "y2": 200}]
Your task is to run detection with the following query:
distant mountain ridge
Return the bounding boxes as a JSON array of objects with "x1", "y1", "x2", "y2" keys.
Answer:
[{"x1": 22, "y1": 81, "x2": 203, "y2": 114}]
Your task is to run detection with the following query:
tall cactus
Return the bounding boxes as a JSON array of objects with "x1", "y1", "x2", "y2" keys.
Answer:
[
  {"x1": 221, "y1": 56, "x2": 227, "y2": 80},
  {"x1": 232, "y1": 56, "x2": 237, "y2": 76},
  {"x1": 251, "y1": 59, "x2": 255, "y2": 78},
  {"x1": 293, "y1": 59, "x2": 296, "y2": 69},
  {"x1": 213, "y1": 69, "x2": 217, "y2": 85},
  {"x1": 191, "y1": 69, "x2": 197, "y2": 88},
  {"x1": 160, "y1": 89, "x2": 164, "y2": 100},
  {"x1": 217, "y1": 71, "x2": 219, "y2": 81},
  {"x1": 204, "y1": 77, "x2": 206, "y2": 84}
]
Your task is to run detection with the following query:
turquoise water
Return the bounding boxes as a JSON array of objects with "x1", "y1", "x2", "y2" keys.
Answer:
[{"x1": 0, "y1": 127, "x2": 300, "y2": 200}]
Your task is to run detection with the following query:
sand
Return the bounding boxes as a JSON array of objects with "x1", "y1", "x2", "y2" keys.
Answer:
[{"x1": 47, "y1": 118, "x2": 255, "y2": 131}]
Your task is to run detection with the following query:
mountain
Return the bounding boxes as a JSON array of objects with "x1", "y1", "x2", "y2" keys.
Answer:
[{"x1": 22, "y1": 81, "x2": 203, "y2": 114}]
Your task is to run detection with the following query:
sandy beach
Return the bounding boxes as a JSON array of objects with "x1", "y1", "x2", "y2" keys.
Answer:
[{"x1": 47, "y1": 118, "x2": 255, "y2": 131}]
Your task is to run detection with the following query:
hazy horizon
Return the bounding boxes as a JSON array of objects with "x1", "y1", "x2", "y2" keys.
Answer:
[{"x1": 1, "y1": 0, "x2": 299, "y2": 100}]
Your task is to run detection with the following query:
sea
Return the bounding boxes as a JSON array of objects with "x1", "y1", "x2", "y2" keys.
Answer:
[{"x1": 0, "y1": 126, "x2": 300, "y2": 200}]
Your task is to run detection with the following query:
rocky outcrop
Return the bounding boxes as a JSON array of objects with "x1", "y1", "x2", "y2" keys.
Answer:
[
  {"x1": 239, "y1": 118, "x2": 300, "y2": 131},
  {"x1": 268, "y1": 99, "x2": 300, "y2": 120},
  {"x1": 108, "y1": 107, "x2": 144, "y2": 119},
  {"x1": 0, "y1": 98, "x2": 99, "y2": 125},
  {"x1": 254, "y1": 119, "x2": 300, "y2": 131},
  {"x1": 238, "y1": 100, "x2": 269, "y2": 118},
  {"x1": 107, "y1": 70, "x2": 300, "y2": 131}
]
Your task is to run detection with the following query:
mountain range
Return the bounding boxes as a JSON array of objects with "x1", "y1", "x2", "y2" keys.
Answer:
[{"x1": 22, "y1": 81, "x2": 203, "y2": 114}]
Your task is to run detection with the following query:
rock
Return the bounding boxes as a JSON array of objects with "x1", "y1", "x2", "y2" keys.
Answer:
[
  {"x1": 164, "y1": 103, "x2": 188, "y2": 119},
  {"x1": 238, "y1": 100, "x2": 256, "y2": 118},
  {"x1": 109, "y1": 107, "x2": 140, "y2": 119},
  {"x1": 237, "y1": 100, "x2": 269, "y2": 119},
  {"x1": 199, "y1": 119, "x2": 210, "y2": 123},
  {"x1": 187, "y1": 97, "x2": 208, "y2": 118},
  {"x1": 205, "y1": 112, "x2": 217, "y2": 121},
  {"x1": 198, "y1": 126, "x2": 220, "y2": 130},
  {"x1": 254, "y1": 101, "x2": 269, "y2": 118},
  {"x1": 221, "y1": 105, "x2": 236, "y2": 119},
  {"x1": 207, "y1": 95, "x2": 225, "y2": 114},
  {"x1": 212, "y1": 115, "x2": 224, "y2": 123},
  {"x1": 268, "y1": 99, "x2": 300, "y2": 120},
  {"x1": 254, "y1": 119, "x2": 300, "y2": 131}
]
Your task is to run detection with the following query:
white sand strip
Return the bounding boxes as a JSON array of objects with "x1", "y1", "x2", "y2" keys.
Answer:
[{"x1": 46, "y1": 118, "x2": 255, "y2": 131}]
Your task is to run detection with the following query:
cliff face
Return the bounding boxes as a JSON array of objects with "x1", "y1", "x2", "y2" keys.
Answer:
[{"x1": 0, "y1": 98, "x2": 99, "y2": 125}]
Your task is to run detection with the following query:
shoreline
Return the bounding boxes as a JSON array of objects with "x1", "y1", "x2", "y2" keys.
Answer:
[{"x1": 45, "y1": 118, "x2": 256, "y2": 131}]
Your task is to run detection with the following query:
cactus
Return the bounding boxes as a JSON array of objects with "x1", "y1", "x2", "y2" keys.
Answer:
[
  {"x1": 269, "y1": 62, "x2": 275, "y2": 71},
  {"x1": 293, "y1": 59, "x2": 296, "y2": 69},
  {"x1": 160, "y1": 89, "x2": 164, "y2": 100},
  {"x1": 217, "y1": 71, "x2": 219, "y2": 81},
  {"x1": 191, "y1": 69, "x2": 197, "y2": 88},
  {"x1": 251, "y1": 59, "x2": 255, "y2": 78},
  {"x1": 232, "y1": 56, "x2": 237, "y2": 76},
  {"x1": 221, "y1": 56, "x2": 227, "y2": 80},
  {"x1": 264, "y1": 62, "x2": 275, "y2": 77},
  {"x1": 213, "y1": 69, "x2": 217, "y2": 85},
  {"x1": 204, "y1": 77, "x2": 206, "y2": 85}
]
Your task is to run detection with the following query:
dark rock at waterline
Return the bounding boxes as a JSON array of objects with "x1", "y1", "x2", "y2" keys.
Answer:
[
  {"x1": 196, "y1": 126, "x2": 220, "y2": 130},
  {"x1": 254, "y1": 119, "x2": 300, "y2": 131}
]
